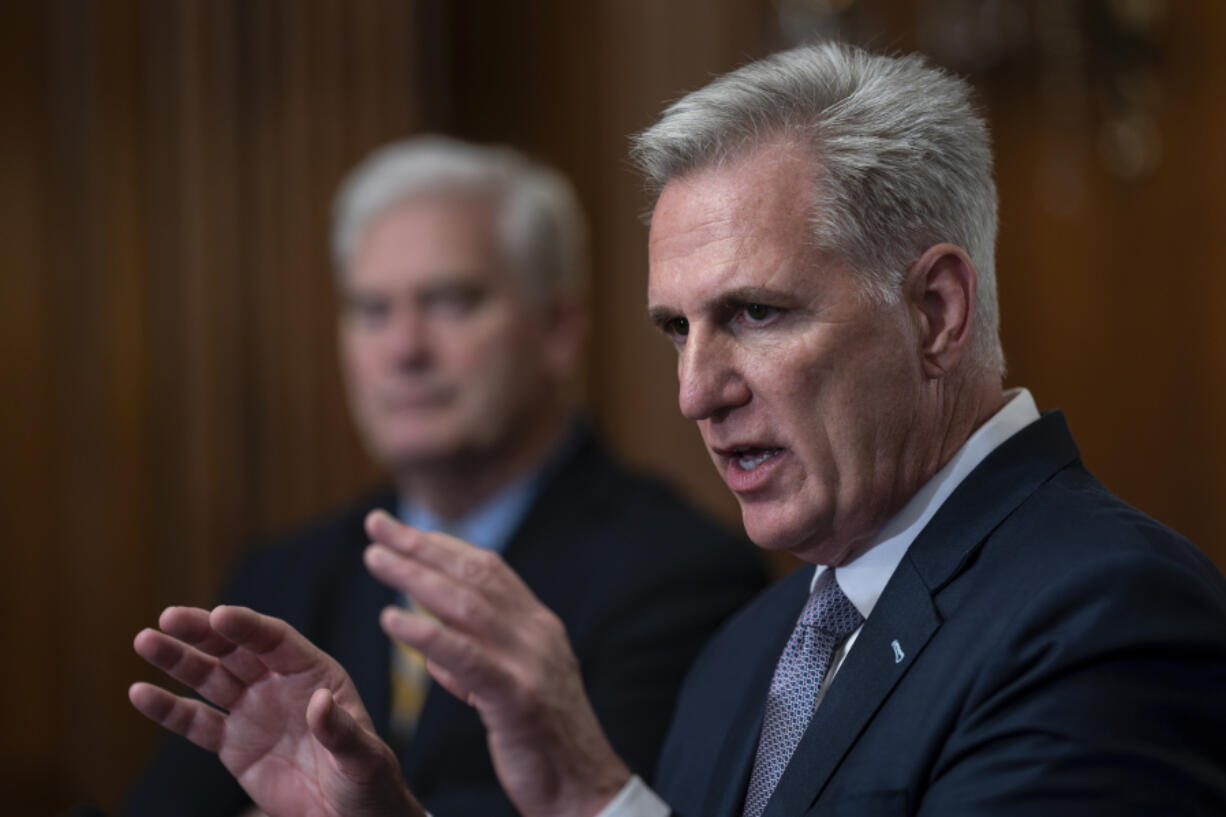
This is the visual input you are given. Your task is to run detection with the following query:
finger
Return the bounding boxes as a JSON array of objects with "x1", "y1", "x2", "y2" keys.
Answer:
[
  {"x1": 365, "y1": 545, "x2": 517, "y2": 643},
  {"x1": 366, "y1": 512, "x2": 543, "y2": 620},
  {"x1": 157, "y1": 606, "x2": 268, "y2": 685},
  {"x1": 423, "y1": 661, "x2": 473, "y2": 707},
  {"x1": 214, "y1": 644, "x2": 275, "y2": 687},
  {"x1": 208, "y1": 605, "x2": 334, "y2": 677},
  {"x1": 379, "y1": 606, "x2": 504, "y2": 705},
  {"x1": 158, "y1": 606, "x2": 234, "y2": 656},
  {"x1": 306, "y1": 688, "x2": 395, "y2": 782},
  {"x1": 364, "y1": 542, "x2": 433, "y2": 601},
  {"x1": 129, "y1": 681, "x2": 225, "y2": 752},
  {"x1": 365, "y1": 511, "x2": 498, "y2": 585},
  {"x1": 134, "y1": 627, "x2": 248, "y2": 710},
  {"x1": 307, "y1": 689, "x2": 426, "y2": 817},
  {"x1": 377, "y1": 605, "x2": 475, "y2": 704}
]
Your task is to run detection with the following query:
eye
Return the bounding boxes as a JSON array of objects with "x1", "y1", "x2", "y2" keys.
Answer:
[
  {"x1": 666, "y1": 316, "x2": 690, "y2": 338},
  {"x1": 740, "y1": 303, "x2": 778, "y2": 323},
  {"x1": 423, "y1": 285, "x2": 484, "y2": 318},
  {"x1": 345, "y1": 296, "x2": 390, "y2": 326}
]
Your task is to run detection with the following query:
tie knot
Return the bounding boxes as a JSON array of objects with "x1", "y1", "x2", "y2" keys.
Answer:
[{"x1": 798, "y1": 569, "x2": 863, "y2": 639}]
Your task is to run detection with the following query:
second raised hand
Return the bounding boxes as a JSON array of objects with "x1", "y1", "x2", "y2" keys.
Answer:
[{"x1": 363, "y1": 509, "x2": 633, "y2": 817}]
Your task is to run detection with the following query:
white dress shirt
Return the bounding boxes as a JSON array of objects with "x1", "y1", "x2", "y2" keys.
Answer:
[{"x1": 596, "y1": 389, "x2": 1041, "y2": 817}]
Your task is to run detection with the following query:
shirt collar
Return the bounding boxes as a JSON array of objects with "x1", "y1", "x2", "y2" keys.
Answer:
[
  {"x1": 815, "y1": 388, "x2": 1041, "y2": 620},
  {"x1": 399, "y1": 470, "x2": 540, "y2": 555},
  {"x1": 396, "y1": 419, "x2": 587, "y2": 554}
]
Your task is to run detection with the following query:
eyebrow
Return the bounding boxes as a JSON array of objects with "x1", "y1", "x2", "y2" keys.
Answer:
[
  {"x1": 718, "y1": 286, "x2": 790, "y2": 306},
  {"x1": 647, "y1": 285, "x2": 793, "y2": 327},
  {"x1": 647, "y1": 305, "x2": 678, "y2": 331}
]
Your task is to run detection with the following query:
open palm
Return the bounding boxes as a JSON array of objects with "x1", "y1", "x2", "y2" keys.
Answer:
[{"x1": 130, "y1": 605, "x2": 421, "y2": 817}]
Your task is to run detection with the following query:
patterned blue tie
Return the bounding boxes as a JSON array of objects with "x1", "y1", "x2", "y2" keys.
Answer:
[{"x1": 742, "y1": 569, "x2": 864, "y2": 817}]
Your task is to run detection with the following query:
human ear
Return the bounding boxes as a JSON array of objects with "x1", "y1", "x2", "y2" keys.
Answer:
[{"x1": 906, "y1": 243, "x2": 977, "y2": 377}]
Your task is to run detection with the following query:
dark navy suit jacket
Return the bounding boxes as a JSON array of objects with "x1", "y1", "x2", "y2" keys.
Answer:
[
  {"x1": 657, "y1": 412, "x2": 1226, "y2": 816},
  {"x1": 123, "y1": 426, "x2": 768, "y2": 817}
]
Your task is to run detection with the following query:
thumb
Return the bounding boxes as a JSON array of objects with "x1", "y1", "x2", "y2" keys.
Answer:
[
  {"x1": 306, "y1": 689, "x2": 428, "y2": 816},
  {"x1": 306, "y1": 688, "x2": 395, "y2": 782}
]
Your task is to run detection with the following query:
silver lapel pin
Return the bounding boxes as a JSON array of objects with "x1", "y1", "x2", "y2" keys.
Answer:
[{"x1": 891, "y1": 639, "x2": 905, "y2": 664}]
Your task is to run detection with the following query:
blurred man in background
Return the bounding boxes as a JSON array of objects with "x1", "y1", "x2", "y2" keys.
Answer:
[{"x1": 122, "y1": 136, "x2": 766, "y2": 817}]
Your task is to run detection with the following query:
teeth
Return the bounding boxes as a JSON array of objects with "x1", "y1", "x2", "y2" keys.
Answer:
[{"x1": 736, "y1": 449, "x2": 778, "y2": 470}]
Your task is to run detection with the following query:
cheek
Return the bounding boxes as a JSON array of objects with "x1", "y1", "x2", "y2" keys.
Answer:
[
  {"x1": 436, "y1": 316, "x2": 505, "y2": 371},
  {"x1": 761, "y1": 342, "x2": 835, "y2": 427},
  {"x1": 339, "y1": 337, "x2": 378, "y2": 400},
  {"x1": 451, "y1": 321, "x2": 541, "y2": 397},
  {"x1": 764, "y1": 343, "x2": 883, "y2": 468}
]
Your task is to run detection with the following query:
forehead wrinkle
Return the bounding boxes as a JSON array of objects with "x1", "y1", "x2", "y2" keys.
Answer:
[
  {"x1": 648, "y1": 204, "x2": 739, "y2": 262},
  {"x1": 648, "y1": 221, "x2": 742, "y2": 317},
  {"x1": 649, "y1": 199, "x2": 780, "y2": 288}
]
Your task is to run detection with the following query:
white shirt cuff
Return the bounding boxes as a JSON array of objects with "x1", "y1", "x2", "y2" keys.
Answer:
[{"x1": 593, "y1": 775, "x2": 670, "y2": 817}]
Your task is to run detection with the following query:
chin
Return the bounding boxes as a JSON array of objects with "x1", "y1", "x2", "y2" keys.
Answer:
[
  {"x1": 382, "y1": 438, "x2": 461, "y2": 469},
  {"x1": 741, "y1": 506, "x2": 844, "y2": 564},
  {"x1": 742, "y1": 509, "x2": 809, "y2": 551}
]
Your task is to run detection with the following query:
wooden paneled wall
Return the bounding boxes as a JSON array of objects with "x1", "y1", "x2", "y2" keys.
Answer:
[
  {"x1": 988, "y1": 5, "x2": 1226, "y2": 562},
  {"x1": 4, "y1": 2, "x2": 1224, "y2": 814},
  {"x1": 3, "y1": 2, "x2": 426, "y2": 812}
]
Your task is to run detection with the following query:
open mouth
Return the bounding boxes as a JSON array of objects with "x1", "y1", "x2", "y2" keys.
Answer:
[{"x1": 731, "y1": 447, "x2": 783, "y2": 471}]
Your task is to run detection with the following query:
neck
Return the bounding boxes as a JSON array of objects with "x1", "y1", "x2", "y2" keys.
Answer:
[
  {"x1": 835, "y1": 374, "x2": 1006, "y2": 566},
  {"x1": 926, "y1": 372, "x2": 1007, "y2": 480},
  {"x1": 394, "y1": 404, "x2": 571, "y2": 521}
]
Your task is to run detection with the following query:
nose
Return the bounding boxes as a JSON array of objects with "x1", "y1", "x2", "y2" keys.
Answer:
[
  {"x1": 677, "y1": 327, "x2": 750, "y2": 421},
  {"x1": 385, "y1": 304, "x2": 432, "y2": 369}
]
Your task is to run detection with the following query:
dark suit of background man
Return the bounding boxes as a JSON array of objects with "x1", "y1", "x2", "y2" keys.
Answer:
[
  {"x1": 129, "y1": 44, "x2": 1226, "y2": 817},
  {"x1": 122, "y1": 136, "x2": 766, "y2": 817}
]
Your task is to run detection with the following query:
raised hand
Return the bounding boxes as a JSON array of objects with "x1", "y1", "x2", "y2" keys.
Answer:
[
  {"x1": 130, "y1": 605, "x2": 423, "y2": 817},
  {"x1": 363, "y1": 509, "x2": 633, "y2": 817}
]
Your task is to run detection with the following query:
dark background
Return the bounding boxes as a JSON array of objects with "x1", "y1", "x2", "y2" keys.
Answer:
[{"x1": 3, "y1": 2, "x2": 1223, "y2": 813}]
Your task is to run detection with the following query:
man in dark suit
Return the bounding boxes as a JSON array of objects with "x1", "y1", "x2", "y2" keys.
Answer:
[
  {"x1": 129, "y1": 44, "x2": 1226, "y2": 816},
  {"x1": 122, "y1": 137, "x2": 766, "y2": 817}
]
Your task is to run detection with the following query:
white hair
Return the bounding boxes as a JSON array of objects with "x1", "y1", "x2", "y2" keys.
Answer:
[
  {"x1": 631, "y1": 42, "x2": 1004, "y2": 375},
  {"x1": 332, "y1": 135, "x2": 588, "y2": 302}
]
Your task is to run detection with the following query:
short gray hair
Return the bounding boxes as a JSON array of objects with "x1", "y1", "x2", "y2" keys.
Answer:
[
  {"x1": 631, "y1": 42, "x2": 1004, "y2": 374},
  {"x1": 332, "y1": 135, "x2": 588, "y2": 302}
]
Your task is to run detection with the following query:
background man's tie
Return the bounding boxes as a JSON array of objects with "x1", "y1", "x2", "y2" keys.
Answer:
[
  {"x1": 741, "y1": 569, "x2": 864, "y2": 817},
  {"x1": 389, "y1": 596, "x2": 431, "y2": 746}
]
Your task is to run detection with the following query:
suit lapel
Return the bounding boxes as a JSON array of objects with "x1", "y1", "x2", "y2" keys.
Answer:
[
  {"x1": 762, "y1": 559, "x2": 939, "y2": 816},
  {"x1": 904, "y1": 411, "x2": 1079, "y2": 596},
  {"x1": 761, "y1": 412, "x2": 1082, "y2": 815}
]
